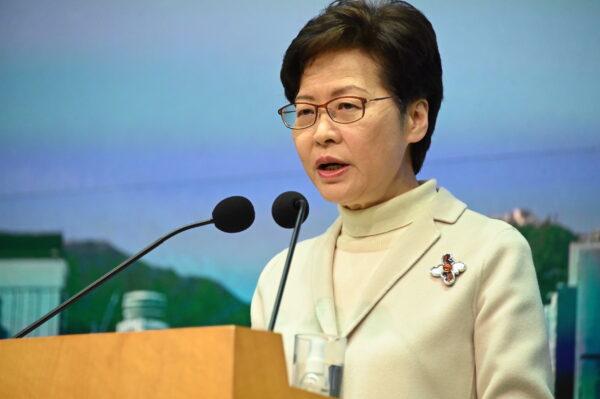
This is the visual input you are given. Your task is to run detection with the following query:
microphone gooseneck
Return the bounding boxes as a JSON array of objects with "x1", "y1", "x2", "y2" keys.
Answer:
[
  {"x1": 268, "y1": 191, "x2": 309, "y2": 331},
  {"x1": 14, "y1": 195, "x2": 255, "y2": 338}
]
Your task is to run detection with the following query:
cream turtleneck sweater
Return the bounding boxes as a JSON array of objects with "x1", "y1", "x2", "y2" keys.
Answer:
[{"x1": 333, "y1": 179, "x2": 437, "y2": 332}]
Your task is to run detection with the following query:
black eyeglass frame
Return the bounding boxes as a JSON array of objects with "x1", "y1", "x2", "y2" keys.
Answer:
[{"x1": 277, "y1": 95, "x2": 393, "y2": 130}]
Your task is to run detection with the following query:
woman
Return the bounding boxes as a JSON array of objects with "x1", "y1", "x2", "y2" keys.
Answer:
[{"x1": 251, "y1": 1, "x2": 553, "y2": 398}]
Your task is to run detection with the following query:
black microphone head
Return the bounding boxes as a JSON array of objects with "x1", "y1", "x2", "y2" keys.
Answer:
[
  {"x1": 212, "y1": 196, "x2": 255, "y2": 233},
  {"x1": 272, "y1": 191, "x2": 310, "y2": 229}
]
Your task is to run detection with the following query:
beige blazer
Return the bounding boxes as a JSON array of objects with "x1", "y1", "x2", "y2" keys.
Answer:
[{"x1": 251, "y1": 187, "x2": 553, "y2": 398}]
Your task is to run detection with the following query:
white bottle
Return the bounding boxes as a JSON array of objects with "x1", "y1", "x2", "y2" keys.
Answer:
[{"x1": 298, "y1": 339, "x2": 329, "y2": 394}]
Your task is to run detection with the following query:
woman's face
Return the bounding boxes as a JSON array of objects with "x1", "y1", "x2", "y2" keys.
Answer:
[{"x1": 292, "y1": 49, "x2": 426, "y2": 209}]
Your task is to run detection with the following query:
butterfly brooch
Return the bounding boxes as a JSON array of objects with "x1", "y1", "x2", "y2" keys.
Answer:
[{"x1": 430, "y1": 254, "x2": 466, "y2": 286}]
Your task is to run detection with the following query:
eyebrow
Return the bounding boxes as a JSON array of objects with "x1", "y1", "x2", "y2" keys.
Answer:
[{"x1": 295, "y1": 84, "x2": 369, "y2": 102}]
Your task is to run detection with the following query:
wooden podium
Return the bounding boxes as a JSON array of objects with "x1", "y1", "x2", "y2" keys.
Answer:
[{"x1": 0, "y1": 326, "x2": 325, "y2": 399}]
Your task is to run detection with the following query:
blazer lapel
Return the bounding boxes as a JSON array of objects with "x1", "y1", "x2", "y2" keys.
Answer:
[
  {"x1": 310, "y1": 218, "x2": 342, "y2": 336},
  {"x1": 307, "y1": 185, "x2": 466, "y2": 338},
  {"x1": 340, "y1": 214, "x2": 440, "y2": 338}
]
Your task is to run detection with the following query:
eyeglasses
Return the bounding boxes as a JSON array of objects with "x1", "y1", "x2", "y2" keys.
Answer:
[{"x1": 277, "y1": 96, "x2": 393, "y2": 130}]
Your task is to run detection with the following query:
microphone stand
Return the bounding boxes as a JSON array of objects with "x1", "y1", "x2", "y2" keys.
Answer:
[
  {"x1": 14, "y1": 219, "x2": 213, "y2": 338},
  {"x1": 268, "y1": 199, "x2": 307, "y2": 332}
]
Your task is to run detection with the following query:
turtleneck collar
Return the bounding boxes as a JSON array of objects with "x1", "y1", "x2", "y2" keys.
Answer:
[{"x1": 338, "y1": 179, "x2": 438, "y2": 238}]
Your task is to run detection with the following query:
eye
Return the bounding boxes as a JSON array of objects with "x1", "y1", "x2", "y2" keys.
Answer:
[
  {"x1": 337, "y1": 102, "x2": 359, "y2": 110},
  {"x1": 296, "y1": 106, "x2": 315, "y2": 117}
]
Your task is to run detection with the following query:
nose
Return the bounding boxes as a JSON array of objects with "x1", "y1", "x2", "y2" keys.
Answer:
[{"x1": 312, "y1": 107, "x2": 341, "y2": 146}]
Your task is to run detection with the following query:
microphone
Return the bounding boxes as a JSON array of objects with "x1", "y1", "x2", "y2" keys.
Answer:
[
  {"x1": 268, "y1": 191, "x2": 309, "y2": 331},
  {"x1": 213, "y1": 195, "x2": 255, "y2": 233},
  {"x1": 14, "y1": 195, "x2": 255, "y2": 338},
  {"x1": 272, "y1": 191, "x2": 310, "y2": 228}
]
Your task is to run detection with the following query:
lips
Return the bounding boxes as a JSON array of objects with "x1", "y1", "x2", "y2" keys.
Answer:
[
  {"x1": 315, "y1": 155, "x2": 347, "y2": 168},
  {"x1": 315, "y1": 155, "x2": 350, "y2": 179}
]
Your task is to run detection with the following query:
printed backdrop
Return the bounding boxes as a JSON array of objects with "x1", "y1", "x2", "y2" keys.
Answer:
[{"x1": 1, "y1": 0, "x2": 599, "y2": 300}]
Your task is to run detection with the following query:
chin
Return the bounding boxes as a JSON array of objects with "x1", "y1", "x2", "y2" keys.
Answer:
[{"x1": 315, "y1": 184, "x2": 355, "y2": 206}]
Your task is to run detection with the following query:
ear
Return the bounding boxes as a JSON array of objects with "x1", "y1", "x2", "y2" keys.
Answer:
[{"x1": 404, "y1": 99, "x2": 429, "y2": 143}]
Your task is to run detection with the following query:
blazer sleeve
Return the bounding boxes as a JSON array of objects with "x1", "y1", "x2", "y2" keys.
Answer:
[
  {"x1": 251, "y1": 252, "x2": 284, "y2": 331},
  {"x1": 251, "y1": 281, "x2": 267, "y2": 330},
  {"x1": 473, "y1": 227, "x2": 554, "y2": 398}
]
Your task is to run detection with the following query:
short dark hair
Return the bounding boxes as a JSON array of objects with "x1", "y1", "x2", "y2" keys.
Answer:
[{"x1": 280, "y1": 0, "x2": 443, "y2": 174}]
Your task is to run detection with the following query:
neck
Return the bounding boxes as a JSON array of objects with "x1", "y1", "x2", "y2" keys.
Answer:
[
  {"x1": 343, "y1": 163, "x2": 418, "y2": 211},
  {"x1": 338, "y1": 179, "x2": 438, "y2": 238}
]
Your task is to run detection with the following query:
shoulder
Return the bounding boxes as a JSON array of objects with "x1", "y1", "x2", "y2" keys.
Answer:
[
  {"x1": 455, "y1": 203, "x2": 533, "y2": 274},
  {"x1": 251, "y1": 227, "x2": 335, "y2": 329},
  {"x1": 460, "y1": 209, "x2": 529, "y2": 248},
  {"x1": 255, "y1": 225, "x2": 334, "y2": 291},
  {"x1": 431, "y1": 186, "x2": 530, "y2": 252}
]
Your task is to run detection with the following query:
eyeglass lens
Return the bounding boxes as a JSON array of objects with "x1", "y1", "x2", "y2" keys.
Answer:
[{"x1": 281, "y1": 97, "x2": 365, "y2": 129}]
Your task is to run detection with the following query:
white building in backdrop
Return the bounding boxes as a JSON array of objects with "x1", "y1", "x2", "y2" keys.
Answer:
[{"x1": 0, "y1": 233, "x2": 68, "y2": 337}]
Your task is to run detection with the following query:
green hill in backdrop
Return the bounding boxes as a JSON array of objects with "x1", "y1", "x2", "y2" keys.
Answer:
[
  {"x1": 515, "y1": 223, "x2": 577, "y2": 304},
  {"x1": 61, "y1": 240, "x2": 250, "y2": 334}
]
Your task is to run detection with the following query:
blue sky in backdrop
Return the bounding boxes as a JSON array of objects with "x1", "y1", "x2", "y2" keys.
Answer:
[{"x1": 1, "y1": 0, "x2": 599, "y2": 300}]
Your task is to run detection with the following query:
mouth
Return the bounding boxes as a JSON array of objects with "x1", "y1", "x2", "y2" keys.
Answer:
[
  {"x1": 316, "y1": 161, "x2": 350, "y2": 179},
  {"x1": 317, "y1": 162, "x2": 348, "y2": 171}
]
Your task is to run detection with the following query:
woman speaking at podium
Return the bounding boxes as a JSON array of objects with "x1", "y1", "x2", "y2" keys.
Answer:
[{"x1": 251, "y1": 1, "x2": 553, "y2": 397}]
